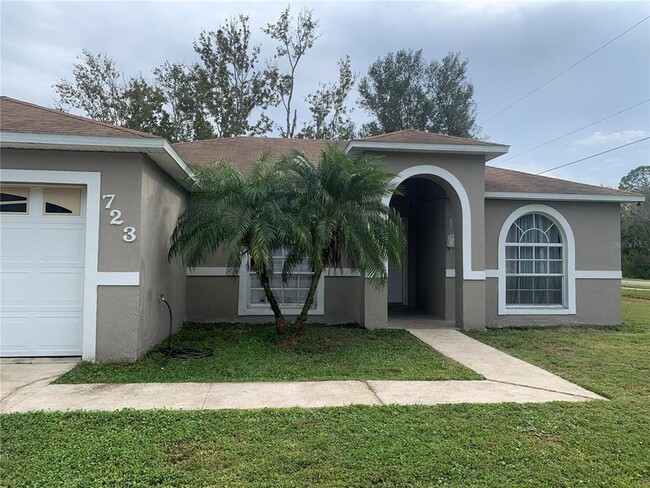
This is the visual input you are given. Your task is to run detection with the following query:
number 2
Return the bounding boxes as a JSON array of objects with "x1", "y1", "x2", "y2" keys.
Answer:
[
  {"x1": 109, "y1": 209, "x2": 124, "y2": 225},
  {"x1": 123, "y1": 227, "x2": 136, "y2": 242}
]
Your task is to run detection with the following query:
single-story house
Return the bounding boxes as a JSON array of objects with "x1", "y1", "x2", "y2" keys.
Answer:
[{"x1": 0, "y1": 96, "x2": 644, "y2": 361}]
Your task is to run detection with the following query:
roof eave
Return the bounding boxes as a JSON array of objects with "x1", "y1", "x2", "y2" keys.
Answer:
[
  {"x1": 484, "y1": 191, "x2": 645, "y2": 203},
  {"x1": 345, "y1": 140, "x2": 510, "y2": 161},
  {"x1": 0, "y1": 131, "x2": 194, "y2": 189}
]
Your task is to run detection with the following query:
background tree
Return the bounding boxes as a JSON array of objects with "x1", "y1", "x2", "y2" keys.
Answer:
[
  {"x1": 619, "y1": 165, "x2": 650, "y2": 279},
  {"x1": 153, "y1": 62, "x2": 214, "y2": 142},
  {"x1": 54, "y1": 51, "x2": 206, "y2": 141},
  {"x1": 54, "y1": 50, "x2": 130, "y2": 125},
  {"x1": 194, "y1": 15, "x2": 278, "y2": 137},
  {"x1": 358, "y1": 49, "x2": 480, "y2": 138},
  {"x1": 263, "y1": 6, "x2": 320, "y2": 138},
  {"x1": 429, "y1": 52, "x2": 479, "y2": 137},
  {"x1": 300, "y1": 56, "x2": 356, "y2": 140}
]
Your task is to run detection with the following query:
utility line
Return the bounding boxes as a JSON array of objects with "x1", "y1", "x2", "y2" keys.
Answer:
[
  {"x1": 537, "y1": 137, "x2": 650, "y2": 175},
  {"x1": 494, "y1": 99, "x2": 650, "y2": 164},
  {"x1": 480, "y1": 16, "x2": 650, "y2": 125}
]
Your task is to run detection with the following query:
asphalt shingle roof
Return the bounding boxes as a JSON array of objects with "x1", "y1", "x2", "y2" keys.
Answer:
[
  {"x1": 0, "y1": 96, "x2": 159, "y2": 139},
  {"x1": 0, "y1": 97, "x2": 635, "y2": 198}
]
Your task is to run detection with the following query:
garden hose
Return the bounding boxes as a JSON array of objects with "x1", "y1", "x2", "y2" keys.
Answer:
[{"x1": 157, "y1": 294, "x2": 213, "y2": 363}]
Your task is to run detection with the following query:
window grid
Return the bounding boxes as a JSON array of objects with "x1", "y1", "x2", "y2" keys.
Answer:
[
  {"x1": 248, "y1": 250, "x2": 315, "y2": 308},
  {"x1": 505, "y1": 213, "x2": 565, "y2": 307}
]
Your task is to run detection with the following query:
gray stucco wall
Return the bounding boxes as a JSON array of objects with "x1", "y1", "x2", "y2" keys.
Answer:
[
  {"x1": 484, "y1": 199, "x2": 622, "y2": 327},
  {"x1": 1, "y1": 148, "x2": 188, "y2": 361},
  {"x1": 186, "y1": 275, "x2": 362, "y2": 324},
  {"x1": 137, "y1": 161, "x2": 187, "y2": 357},
  {"x1": 380, "y1": 152, "x2": 486, "y2": 273}
]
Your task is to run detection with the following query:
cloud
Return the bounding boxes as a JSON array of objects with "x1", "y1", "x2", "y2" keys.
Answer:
[{"x1": 573, "y1": 130, "x2": 649, "y2": 147}]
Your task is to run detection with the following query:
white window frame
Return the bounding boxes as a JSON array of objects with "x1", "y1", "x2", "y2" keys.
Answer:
[
  {"x1": 237, "y1": 253, "x2": 325, "y2": 316},
  {"x1": 497, "y1": 204, "x2": 576, "y2": 315}
]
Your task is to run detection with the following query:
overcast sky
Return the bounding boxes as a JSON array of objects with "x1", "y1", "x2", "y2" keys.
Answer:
[{"x1": 1, "y1": 0, "x2": 649, "y2": 188}]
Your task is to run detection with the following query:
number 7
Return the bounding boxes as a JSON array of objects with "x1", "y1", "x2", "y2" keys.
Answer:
[{"x1": 102, "y1": 194, "x2": 115, "y2": 209}]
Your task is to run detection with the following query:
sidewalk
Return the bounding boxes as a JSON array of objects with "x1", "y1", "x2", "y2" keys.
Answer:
[{"x1": 1, "y1": 330, "x2": 604, "y2": 413}]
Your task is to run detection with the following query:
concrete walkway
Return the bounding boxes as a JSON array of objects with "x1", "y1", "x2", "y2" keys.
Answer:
[
  {"x1": 622, "y1": 280, "x2": 650, "y2": 288},
  {"x1": 1, "y1": 331, "x2": 604, "y2": 413}
]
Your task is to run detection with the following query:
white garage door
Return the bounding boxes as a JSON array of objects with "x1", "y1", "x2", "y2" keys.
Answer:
[{"x1": 1, "y1": 185, "x2": 86, "y2": 356}]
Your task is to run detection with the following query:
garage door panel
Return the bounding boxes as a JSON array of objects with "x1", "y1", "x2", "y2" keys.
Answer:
[
  {"x1": 33, "y1": 316, "x2": 82, "y2": 354},
  {"x1": 0, "y1": 226, "x2": 35, "y2": 266},
  {"x1": 0, "y1": 271, "x2": 33, "y2": 310},
  {"x1": 1, "y1": 185, "x2": 86, "y2": 357},
  {"x1": 36, "y1": 227, "x2": 85, "y2": 266},
  {"x1": 0, "y1": 316, "x2": 32, "y2": 355},
  {"x1": 36, "y1": 271, "x2": 84, "y2": 310}
]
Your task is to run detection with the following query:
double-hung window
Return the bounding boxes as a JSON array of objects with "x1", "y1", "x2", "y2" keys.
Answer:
[{"x1": 240, "y1": 248, "x2": 324, "y2": 315}]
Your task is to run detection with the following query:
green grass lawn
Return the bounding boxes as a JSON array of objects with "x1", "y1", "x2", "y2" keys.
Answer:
[
  {"x1": 57, "y1": 323, "x2": 480, "y2": 383},
  {"x1": 3, "y1": 296, "x2": 649, "y2": 487}
]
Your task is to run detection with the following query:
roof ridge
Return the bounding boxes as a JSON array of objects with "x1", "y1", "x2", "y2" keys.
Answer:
[
  {"x1": 0, "y1": 96, "x2": 158, "y2": 139},
  {"x1": 358, "y1": 128, "x2": 499, "y2": 145},
  {"x1": 487, "y1": 165, "x2": 636, "y2": 196},
  {"x1": 172, "y1": 135, "x2": 337, "y2": 145}
]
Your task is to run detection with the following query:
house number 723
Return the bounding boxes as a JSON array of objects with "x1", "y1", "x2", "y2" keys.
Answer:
[{"x1": 102, "y1": 194, "x2": 137, "y2": 242}]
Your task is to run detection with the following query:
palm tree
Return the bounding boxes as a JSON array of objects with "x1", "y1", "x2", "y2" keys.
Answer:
[
  {"x1": 278, "y1": 144, "x2": 405, "y2": 334},
  {"x1": 169, "y1": 156, "x2": 293, "y2": 334}
]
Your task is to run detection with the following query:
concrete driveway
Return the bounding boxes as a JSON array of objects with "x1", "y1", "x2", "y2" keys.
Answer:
[{"x1": 1, "y1": 359, "x2": 79, "y2": 411}]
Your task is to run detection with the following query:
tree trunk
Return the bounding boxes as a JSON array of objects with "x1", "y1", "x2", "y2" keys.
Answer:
[
  {"x1": 295, "y1": 269, "x2": 322, "y2": 335},
  {"x1": 259, "y1": 270, "x2": 288, "y2": 335}
]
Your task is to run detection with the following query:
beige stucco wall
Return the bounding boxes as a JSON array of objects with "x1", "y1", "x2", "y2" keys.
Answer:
[{"x1": 484, "y1": 199, "x2": 622, "y2": 327}]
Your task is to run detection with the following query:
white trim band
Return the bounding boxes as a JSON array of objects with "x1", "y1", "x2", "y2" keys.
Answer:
[
  {"x1": 485, "y1": 191, "x2": 644, "y2": 203},
  {"x1": 487, "y1": 269, "x2": 622, "y2": 280},
  {"x1": 187, "y1": 267, "x2": 362, "y2": 277},
  {"x1": 346, "y1": 141, "x2": 509, "y2": 161},
  {"x1": 574, "y1": 270, "x2": 622, "y2": 279},
  {"x1": 187, "y1": 267, "x2": 230, "y2": 277},
  {"x1": 96, "y1": 272, "x2": 140, "y2": 286}
]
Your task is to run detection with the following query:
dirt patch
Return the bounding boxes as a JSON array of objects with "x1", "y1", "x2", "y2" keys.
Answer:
[
  {"x1": 167, "y1": 440, "x2": 203, "y2": 466},
  {"x1": 543, "y1": 347, "x2": 573, "y2": 356}
]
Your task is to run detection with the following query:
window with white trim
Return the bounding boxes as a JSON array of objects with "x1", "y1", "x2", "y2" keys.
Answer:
[
  {"x1": 505, "y1": 213, "x2": 565, "y2": 306},
  {"x1": 246, "y1": 249, "x2": 320, "y2": 311}
]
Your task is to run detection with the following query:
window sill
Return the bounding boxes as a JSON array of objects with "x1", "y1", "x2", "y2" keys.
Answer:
[
  {"x1": 238, "y1": 306, "x2": 325, "y2": 317},
  {"x1": 500, "y1": 305, "x2": 575, "y2": 316}
]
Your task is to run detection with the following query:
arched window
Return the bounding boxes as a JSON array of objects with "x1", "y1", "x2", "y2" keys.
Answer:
[{"x1": 505, "y1": 213, "x2": 565, "y2": 306}]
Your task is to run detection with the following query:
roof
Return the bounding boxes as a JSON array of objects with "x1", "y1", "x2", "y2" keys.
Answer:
[
  {"x1": 173, "y1": 137, "x2": 344, "y2": 173},
  {"x1": 0, "y1": 97, "x2": 640, "y2": 200},
  {"x1": 485, "y1": 166, "x2": 637, "y2": 198},
  {"x1": 0, "y1": 96, "x2": 158, "y2": 139},
  {"x1": 176, "y1": 135, "x2": 638, "y2": 199},
  {"x1": 358, "y1": 128, "x2": 502, "y2": 146}
]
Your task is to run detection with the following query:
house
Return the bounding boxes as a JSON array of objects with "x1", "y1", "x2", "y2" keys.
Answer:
[{"x1": 0, "y1": 96, "x2": 643, "y2": 362}]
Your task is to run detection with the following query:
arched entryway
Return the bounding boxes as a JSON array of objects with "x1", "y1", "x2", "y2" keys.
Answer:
[
  {"x1": 383, "y1": 165, "x2": 474, "y2": 327},
  {"x1": 388, "y1": 176, "x2": 458, "y2": 322}
]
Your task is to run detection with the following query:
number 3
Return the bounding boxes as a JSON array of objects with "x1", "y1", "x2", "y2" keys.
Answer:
[{"x1": 123, "y1": 227, "x2": 136, "y2": 242}]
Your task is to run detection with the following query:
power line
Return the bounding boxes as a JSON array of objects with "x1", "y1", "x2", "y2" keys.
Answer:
[
  {"x1": 494, "y1": 99, "x2": 650, "y2": 164},
  {"x1": 537, "y1": 137, "x2": 650, "y2": 175},
  {"x1": 480, "y1": 16, "x2": 650, "y2": 125}
]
